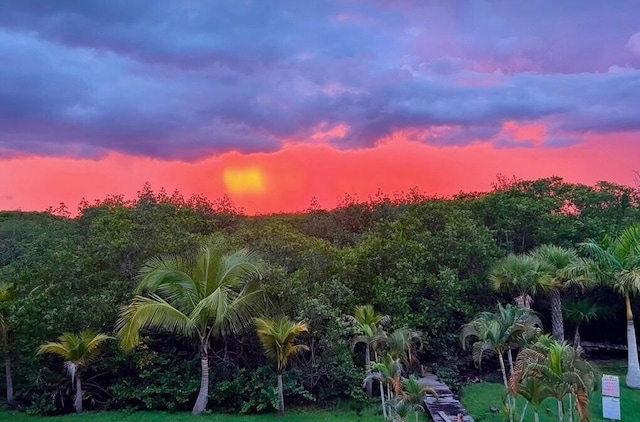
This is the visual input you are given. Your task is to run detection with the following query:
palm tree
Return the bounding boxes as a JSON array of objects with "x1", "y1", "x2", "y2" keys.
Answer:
[
  {"x1": 349, "y1": 304, "x2": 388, "y2": 396},
  {"x1": 116, "y1": 236, "x2": 264, "y2": 414},
  {"x1": 510, "y1": 335, "x2": 596, "y2": 422},
  {"x1": 461, "y1": 303, "x2": 542, "y2": 422},
  {"x1": 0, "y1": 282, "x2": 15, "y2": 405},
  {"x1": 254, "y1": 316, "x2": 308, "y2": 415},
  {"x1": 364, "y1": 353, "x2": 403, "y2": 420},
  {"x1": 513, "y1": 376, "x2": 554, "y2": 422},
  {"x1": 531, "y1": 245, "x2": 593, "y2": 342},
  {"x1": 580, "y1": 224, "x2": 640, "y2": 389},
  {"x1": 37, "y1": 331, "x2": 112, "y2": 413},
  {"x1": 401, "y1": 375, "x2": 437, "y2": 422},
  {"x1": 363, "y1": 366, "x2": 388, "y2": 419},
  {"x1": 382, "y1": 327, "x2": 423, "y2": 369},
  {"x1": 490, "y1": 254, "x2": 547, "y2": 309},
  {"x1": 564, "y1": 298, "x2": 604, "y2": 348}
]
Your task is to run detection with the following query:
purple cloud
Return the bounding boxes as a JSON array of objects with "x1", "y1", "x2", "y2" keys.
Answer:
[{"x1": 1, "y1": 0, "x2": 640, "y2": 159}]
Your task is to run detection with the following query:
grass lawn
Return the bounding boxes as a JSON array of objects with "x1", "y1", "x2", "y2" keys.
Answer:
[
  {"x1": 462, "y1": 360, "x2": 640, "y2": 422},
  {"x1": 0, "y1": 407, "x2": 385, "y2": 422},
  {"x1": 0, "y1": 401, "x2": 432, "y2": 422}
]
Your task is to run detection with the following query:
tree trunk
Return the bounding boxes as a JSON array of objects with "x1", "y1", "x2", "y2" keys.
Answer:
[
  {"x1": 557, "y1": 399, "x2": 563, "y2": 422},
  {"x1": 74, "y1": 371, "x2": 83, "y2": 413},
  {"x1": 277, "y1": 372, "x2": 285, "y2": 416},
  {"x1": 519, "y1": 401, "x2": 528, "y2": 422},
  {"x1": 192, "y1": 348, "x2": 210, "y2": 414},
  {"x1": 568, "y1": 394, "x2": 573, "y2": 422},
  {"x1": 573, "y1": 326, "x2": 581, "y2": 349},
  {"x1": 624, "y1": 295, "x2": 640, "y2": 389},
  {"x1": 507, "y1": 348, "x2": 514, "y2": 378},
  {"x1": 550, "y1": 290, "x2": 565, "y2": 342},
  {"x1": 534, "y1": 410, "x2": 539, "y2": 422},
  {"x1": 379, "y1": 379, "x2": 388, "y2": 419},
  {"x1": 498, "y1": 353, "x2": 514, "y2": 422},
  {"x1": 5, "y1": 356, "x2": 13, "y2": 406},
  {"x1": 364, "y1": 346, "x2": 373, "y2": 396}
]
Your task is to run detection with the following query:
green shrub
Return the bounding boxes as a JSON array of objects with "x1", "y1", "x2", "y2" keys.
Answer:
[
  {"x1": 210, "y1": 366, "x2": 314, "y2": 414},
  {"x1": 109, "y1": 350, "x2": 199, "y2": 411}
]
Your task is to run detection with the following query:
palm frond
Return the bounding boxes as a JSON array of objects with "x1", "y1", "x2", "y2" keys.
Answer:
[
  {"x1": 38, "y1": 342, "x2": 72, "y2": 360},
  {"x1": 207, "y1": 278, "x2": 265, "y2": 337},
  {"x1": 254, "y1": 316, "x2": 309, "y2": 371},
  {"x1": 116, "y1": 294, "x2": 195, "y2": 351}
]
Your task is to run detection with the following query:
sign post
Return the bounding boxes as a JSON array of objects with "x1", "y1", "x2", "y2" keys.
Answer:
[{"x1": 602, "y1": 375, "x2": 621, "y2": 421}]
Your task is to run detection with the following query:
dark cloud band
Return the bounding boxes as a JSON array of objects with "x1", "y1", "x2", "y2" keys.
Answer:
[{"x1": 1, "y1": 1, "x2": 639, "y2": 159}]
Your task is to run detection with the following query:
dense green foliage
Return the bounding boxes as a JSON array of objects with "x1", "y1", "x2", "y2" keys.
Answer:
[{"x1": 1, "y1": 177, "x2": 639, "y2": 415}]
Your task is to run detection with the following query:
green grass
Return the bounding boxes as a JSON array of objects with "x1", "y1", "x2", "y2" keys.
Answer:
[
  {"x1": 462, "y1": 360, "x2": 640, "y2": 422},
  {"x1": 0, "y1": 403, "x2": 433, "y2": 421},
  {"x1": 0, "y1": 407, "x2": 383, "y2": 422}
]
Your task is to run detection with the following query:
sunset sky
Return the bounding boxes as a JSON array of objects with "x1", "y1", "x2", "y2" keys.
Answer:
[{"x1": 2, "y1": 1, "x2": 640, "y2": 215}]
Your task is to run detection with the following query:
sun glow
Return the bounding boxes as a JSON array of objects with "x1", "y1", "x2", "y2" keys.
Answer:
[{"x1": 223, "y1": 167, "x2": 266, "y2": 195}]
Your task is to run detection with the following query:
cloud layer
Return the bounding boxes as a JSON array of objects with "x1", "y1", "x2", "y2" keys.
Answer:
[{"x1": 1, "y1": 0, "x2": 640, "y2": 159}]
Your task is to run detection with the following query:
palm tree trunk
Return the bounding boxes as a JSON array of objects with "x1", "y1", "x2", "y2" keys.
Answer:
[
  {"x1": 364, "y1": 346, "x2": 373, "y2": 396},
  {"x1": 557, "y1": 399, "x2": 563, "y2": 422},
  {"x1": 74, "y1": 371, "x2": 83, "y2": 413},
  {"x1": 507, "y1": 348, "x2": 514, "y2": 377},
  {"x1": 624, "y1": 295, "x2": 640, "y2": 389},
  {"x1": 550, "y1": 290, "x2": 564, "y2": 342},
  {"x1": 498, "y1": 353, "x2": 514, "y2": 422},
  {"x1": 573, "y1": 326, "x2": 581, "y2": 349},
  {"x1": 568, "y1": 394, "x2": 573, "y2": 422},
  {"x1": 379, "y1": 380, "x2": 388, "y2": 419},
  {"x1": 277, "y1": 372, "x2": 285, "y2": 416},
  {"x1": 192, "y1": 345, "x2": 210, "y2": 414},
  {"x1": 534, "y1": 410, "x2": 539, "y2": 422},
  {"x1": 519, "y1": 401, "x2": 528, "y2": 422},
  {"x1": 5, "y1": 356, "x2": 13, "y2": 405}
]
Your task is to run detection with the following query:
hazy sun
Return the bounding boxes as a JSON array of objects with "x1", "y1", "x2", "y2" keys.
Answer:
[{"x1": 223, "y1": 167, "x2": 267, "y2": 195}]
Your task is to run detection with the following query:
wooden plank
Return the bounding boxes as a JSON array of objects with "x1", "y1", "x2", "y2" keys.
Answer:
[
  {"x1": 421, "y1": 373, "x2": 475, "y2": 422},
  {"x1": 438, "y1": 410, "x2": 453, "y2": 422}
]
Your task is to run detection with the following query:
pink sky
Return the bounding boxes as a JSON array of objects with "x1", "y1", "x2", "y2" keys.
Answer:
[{"x1": 2, "y1": 131, "x2": 637, "y2": 215}]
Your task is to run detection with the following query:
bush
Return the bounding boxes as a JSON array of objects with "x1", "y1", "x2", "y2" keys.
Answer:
[
  {"x1": 109, "y1": 348, "x2": 200, "y2": 411},
  {"x1": 210, "y1": 366, "x2": 314, "y2": 414}
]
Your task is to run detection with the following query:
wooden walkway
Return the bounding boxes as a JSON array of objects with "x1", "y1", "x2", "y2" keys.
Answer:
[{"x1": 421, "y1": 374, "x2": 475, "y2": 422}]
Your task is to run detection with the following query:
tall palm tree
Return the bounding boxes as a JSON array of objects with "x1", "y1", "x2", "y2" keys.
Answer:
[
  {"x1": 531, "y1": 245, "x2": 593, "y2": 342},
  {"x1": 37, "y1": 331, "x2": 112, "y2": 413},
  {"x1": 349, "y1": 304, "x2": 388, "y2": 396},
  {"x1": 116, "y1": 236, "x2": 264, "y2": 414},
  {"x1": 580, "y1": 224, "x2": 640, "y2": 389},
  {"x1": 254, "y1": 316, "x2": 308, "y2": 416},
  {"x1": 510, "y1": 335, "x2": 596, "y2": 422},
  {"x1": 490, "y1": 255, "x2": 547, "y2": 309},
  {"x1": 364, "y1": 353, "x2": 403, "y2": 420},
  {"x1": 564, "y1": 298, "x2": 604, "y2": 348},
  {"x1": 0, "y1": 282, "x2": 15, "y2": 405},
  {"x1": 461, "y1": 303, "x2": 542, "y2": 422}
]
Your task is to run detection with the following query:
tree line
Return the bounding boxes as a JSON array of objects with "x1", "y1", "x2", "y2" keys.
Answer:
[{"x1": 0, "y1": 176, "x2": 639, "y2": 417}]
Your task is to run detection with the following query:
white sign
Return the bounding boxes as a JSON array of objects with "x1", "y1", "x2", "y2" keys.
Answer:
[
  {"x1": 602, "y1": 375, "x2": 620, "y2": 398},
  {"x1": 602, "y1": 396, "x2": 621, "y2": 420}
]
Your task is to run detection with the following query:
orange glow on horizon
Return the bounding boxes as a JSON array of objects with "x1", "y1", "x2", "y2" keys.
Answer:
[{"x1": 1, "y1": 132, "x2": 638, "y2": 216}]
